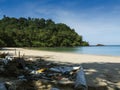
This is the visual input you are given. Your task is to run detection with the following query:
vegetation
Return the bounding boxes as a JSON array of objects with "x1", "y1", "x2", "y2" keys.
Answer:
[{"x1": 0, "y1": 15, "x2": 89, "y2": 47}]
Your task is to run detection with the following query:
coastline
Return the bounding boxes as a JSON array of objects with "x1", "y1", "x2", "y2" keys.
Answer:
[{"x1": 1, "y1": 47, "x2": 120, "y2": 64}]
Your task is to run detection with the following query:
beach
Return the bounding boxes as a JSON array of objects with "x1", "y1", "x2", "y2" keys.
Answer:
[
  {"x1": 1, "y1": 48, "x2": 120, "y2": 89},
  {"x1": 1, "y1": 48, "x2": 120, "y2": 63}
]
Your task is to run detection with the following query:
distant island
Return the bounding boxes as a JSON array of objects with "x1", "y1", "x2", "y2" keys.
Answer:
[
  {"x1": 0, "y1": 15, "x2": 89, "y2": 47},
  {"x1": 96, "y1": 44, "x2": 104, "y2": 46}
]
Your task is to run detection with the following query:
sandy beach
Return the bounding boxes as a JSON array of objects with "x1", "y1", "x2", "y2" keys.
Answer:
[
  {"x1": 1, "y1": 48, "x2": 120, "y2": 89},
  {"x1": 1, "y1": 48, "x2": 120, "y2": 63}
]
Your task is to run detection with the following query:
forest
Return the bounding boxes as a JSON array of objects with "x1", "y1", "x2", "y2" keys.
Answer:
[{"x1": 0, "y1": 15, "x2": 89, "y2": 47}]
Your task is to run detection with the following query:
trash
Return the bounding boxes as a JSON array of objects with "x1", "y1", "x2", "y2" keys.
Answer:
[
  {"x1": 5, "y1": 80, "x2": 23, "y2": 90},
  {"x1": 49, "y1": 67, "x2": 62, "y2": 73},
  {"x1": 0, "y1": 65, "x2": 4, "y2": 71},
  {"x1": 51, "y1": 88, "x2": 60, "y2": 90},
  {"x1": 30, "y1": 70, "x2": 38, "y2": 74},
  {"x1": 0, "y1": 83, "x2": 7, "y2": 90},
  {"x1": 18, "y1": 75, "x2": 26, "y2": 80},
  {"x1": 50, "y1": 66, "x2": 81, "y2": 74},
  {"x1": 0, "y1": 53, "x2": 87, "y2": 89},
  {"x1": 58, "y1": 77, "x2": 74, "y2": 85},
  {"x1": 29, "y1": 65, "x2": 87, "y2": 89},
  {"x1": 73, "y1": 66, "x2": 81, "y2": 70},
  {"x1": 2, "y1": 58, "x2": 8, "y2": 65},
  {"x1": 2, "y1": 55, "x2": 13, "y2": 65},
  {"x1": 30, "y1": 68, "x2": 46, "y2": 75},
  {"x1": 25, "y1": 67, "x2": 29, "y2": 70},
  {"x1": 5, "y1": 81, "x2": 16, "y2": 90},
  {"x1": 36, "y1": 68, "x2": 46, "y2": 73},
  {"x1": 75, "y1": 67, "x2": 87, "y2": 89},
  {"x1": 5, "y1": 56, "x2": 13, "y2": 61}
]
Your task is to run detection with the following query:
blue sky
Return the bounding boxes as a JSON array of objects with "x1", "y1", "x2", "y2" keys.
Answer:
[{"x1": 0, "y1": 0, "x2": 120, "y2": 45}]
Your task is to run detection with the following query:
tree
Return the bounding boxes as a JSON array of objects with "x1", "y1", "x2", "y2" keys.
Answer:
[
  {"x1": 0, "y1": 16, "x2": 89, "y2": 47},
  {"x1": 0, "y1": 39, "x2": 6, "y2": 47}
]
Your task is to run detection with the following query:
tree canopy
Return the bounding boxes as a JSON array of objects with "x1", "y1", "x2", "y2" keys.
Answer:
[{"x1": 0, "y1": 16, "x2": 89, "y2": 47}]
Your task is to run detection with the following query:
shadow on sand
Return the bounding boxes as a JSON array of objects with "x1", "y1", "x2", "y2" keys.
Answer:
[{"x1": 82, "y1": 62, "x2": 120, "y2": 90}]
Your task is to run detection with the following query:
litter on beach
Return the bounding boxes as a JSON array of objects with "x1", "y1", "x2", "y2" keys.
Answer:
[{"x1": 0, "y1": 52, "x2": 87, "y2": 90}]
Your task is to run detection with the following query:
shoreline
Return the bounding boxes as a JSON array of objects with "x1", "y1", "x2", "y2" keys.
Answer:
[
  {"x1": 27, "y1": 47, "x2": 120, "y2": 57},
  {"x1": 1, "y1": 47, "x2": 120, "y2": 57},
  {"x1": 0, "y1": 47, "x2": 120, "y2": 63}
]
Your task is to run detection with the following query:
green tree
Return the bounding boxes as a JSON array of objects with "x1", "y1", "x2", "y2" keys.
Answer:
[
  {"x1": 0, "y1": 39, "x2": 6, "y2": 47},
  {"x1": 0, "y1": 16, "x2": 89, "y2": 47}
]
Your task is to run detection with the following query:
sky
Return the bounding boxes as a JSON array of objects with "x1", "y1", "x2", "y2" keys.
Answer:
[{"x1": 0, "y1": 0, "x2": 120, "y2": 45}]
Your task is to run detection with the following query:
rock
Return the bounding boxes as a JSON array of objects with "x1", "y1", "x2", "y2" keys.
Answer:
[{"x1": 96, "y1": 44, "x2": 104, "y2": 46}]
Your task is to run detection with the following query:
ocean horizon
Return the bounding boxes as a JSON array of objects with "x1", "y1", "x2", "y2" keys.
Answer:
[{"x1": 35, "y1": 45, "x2": 120, "y2": 56}]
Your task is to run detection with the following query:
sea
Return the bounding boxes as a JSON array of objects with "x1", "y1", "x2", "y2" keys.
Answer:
[{"x1": 36, "y1": 45, "x2": 120, "y2": 56}]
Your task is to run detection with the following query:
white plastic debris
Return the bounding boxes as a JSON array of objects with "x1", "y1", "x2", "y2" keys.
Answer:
[
  {"x1": 5, "y1": 56, "x2": 13, "y2": 61},
  {"x1": 2, "y1": 55, "x2": 13, "y2": 65},
  {"x1": 50, "y1": 66, "x2": 81, "y2": 74},
  {"x1": 73, "y1": 66, "x2": 80, "y2": 70},
  {"x1": 30, "y1": 70, "x2": 38, "y2": 74}
]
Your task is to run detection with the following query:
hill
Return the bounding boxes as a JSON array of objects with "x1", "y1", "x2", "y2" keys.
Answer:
[{"x1": 0, "y1": 15, "x2": 89, "y2": 47}]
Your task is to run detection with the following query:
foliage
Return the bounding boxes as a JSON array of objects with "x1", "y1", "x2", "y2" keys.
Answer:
[
  {"x1": 0, "y1": 39, "x2": 6, "y2": 47},
  {"x1": 0, "y1": 16, "x2": 89, "y2": 47},
  {"x1": 81, "y1": 41, "x2": 89, "y2": 46}
]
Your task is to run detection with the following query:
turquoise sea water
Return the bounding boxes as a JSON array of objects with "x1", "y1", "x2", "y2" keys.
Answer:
[{"x1": 35, "y1": 45, "x2": 120, "y2": 56}]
